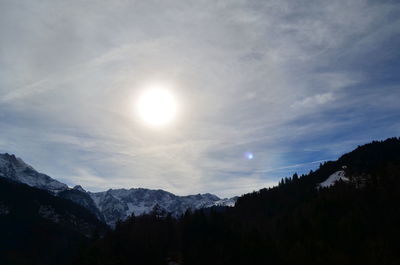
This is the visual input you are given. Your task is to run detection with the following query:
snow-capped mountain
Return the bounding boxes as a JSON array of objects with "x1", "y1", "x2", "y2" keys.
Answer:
[
  {"x1": 0, "y1": 153, "x2": 237, "y2": 226},
  {"x1": 89, "y1": 189, "x2": 237, "y2": 226},
  {"x1": 318, "y1": 170, "x2": 349, "y2": 188},
  {"x1": 0, "y1": 153, "x2": 68, "y2": 193}
]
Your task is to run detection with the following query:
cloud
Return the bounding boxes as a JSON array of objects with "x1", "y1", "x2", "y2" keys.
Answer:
[
  {"x1": 1, "y1": 0, "x2": 400, "y2": 197},
  {"x1": 291, "y1": 92, "x2": 334, "y2": 109}
]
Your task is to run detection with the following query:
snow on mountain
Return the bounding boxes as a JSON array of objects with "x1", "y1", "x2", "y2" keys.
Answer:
[
  {"x1": 0, "y1": 153, "x2": 68, "y2": 193},
  {"x1": 214, "y1": 196, "x2": 238, "y2": 207},
  {"x1": 89, "y1": 189, "x2": 237, "y2": 227},
  {"x1": 0, "y1": 153, "x2": 237, "y2": 227},
  {"x1": 318, "y1": 170, "x2": 349, "y2": 188},
  {"x1": 73, "y1": 185, "x2": 86, "y2": 193}
]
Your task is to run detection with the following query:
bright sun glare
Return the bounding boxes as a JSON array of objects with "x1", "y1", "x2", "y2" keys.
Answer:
[{"x1": 136, "y1": 86, "x2": 177, "y2": 127}]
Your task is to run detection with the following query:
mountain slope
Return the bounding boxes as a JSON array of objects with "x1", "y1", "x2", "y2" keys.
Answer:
[
  {"x1": 0, "y1": 153, "x2": 236, "y2": 227},
  {"x1": 59, "y1": 186, "x2": 106, "y2": 222},
  {"x1": 0, "y1": 153, "x2": 67, "y2": 192},
  {"x1": 90, "y1": 188, "x2": 236, "y2": 226},
  {"x1": 0, "y1": 177, "x2": 108, "y2": 265}
]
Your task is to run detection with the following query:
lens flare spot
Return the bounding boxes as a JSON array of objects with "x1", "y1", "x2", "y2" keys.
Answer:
[{"x1": 244, "y1": 152, "x2": 254, "y2": 160}]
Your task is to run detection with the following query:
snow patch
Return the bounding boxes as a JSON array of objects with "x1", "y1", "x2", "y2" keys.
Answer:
[{"x1": 318, "y1": 170, "x2": 349, "y2": 188}]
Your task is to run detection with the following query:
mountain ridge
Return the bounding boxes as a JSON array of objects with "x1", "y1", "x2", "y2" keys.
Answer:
[{"x1": 0, "y1": 153, "x2": 237, "y2": 226}]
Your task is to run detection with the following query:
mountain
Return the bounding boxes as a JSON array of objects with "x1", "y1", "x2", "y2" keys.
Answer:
[
  {"x1": 0, "y1": 153, "x2": 236, "y2": 227},
  {"x1": 89, "y1": 188, "x2": 237, "y2": 226},
  {"x1": 73, "y1": 137, "x2": 400, "y2": 265},
  {"x1": 58, "y1": 185, "x2": 106, "y2": 222},
  {"x1": 0, "y1": 153, "x2": 67, "y2": 192}
]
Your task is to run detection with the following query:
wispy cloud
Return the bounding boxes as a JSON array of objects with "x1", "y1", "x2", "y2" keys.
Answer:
[
  {"x1": 1, "y1": 0, "x2": 399, "y2": 197},
  {"x1": 291, "y1": 92, "x2": 335, "y2": 108}
]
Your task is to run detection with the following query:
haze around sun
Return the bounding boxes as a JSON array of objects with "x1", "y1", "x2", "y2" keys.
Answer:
[{"x1": 136, "y1": 85, "x2": 177, "y2": 127}]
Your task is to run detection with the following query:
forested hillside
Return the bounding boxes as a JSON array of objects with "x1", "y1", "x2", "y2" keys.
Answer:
[
  {"x1": 0, "y1": 178, "x2": 108, "y2": 265},
  {"x1": 73, "y1": 137, "x2": 400, "y2": 265}
]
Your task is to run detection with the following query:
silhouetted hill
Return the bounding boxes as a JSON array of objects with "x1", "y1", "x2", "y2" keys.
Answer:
[
  {"x1": 0, "y1": 178, "x2": 108, "y2": 265},
  {"x1": 73, "y1": 137, "x2": 400, "y2": 265}
]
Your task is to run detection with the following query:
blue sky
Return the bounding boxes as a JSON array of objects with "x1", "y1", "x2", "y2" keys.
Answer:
[{"x1": 1, "y1": 0, "x2": 399, "y2": 197}]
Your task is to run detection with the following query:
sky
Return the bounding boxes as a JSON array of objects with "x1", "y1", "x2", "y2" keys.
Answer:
[{"x1": 1, "y1": 0, "x2": 399, "y2": 198}]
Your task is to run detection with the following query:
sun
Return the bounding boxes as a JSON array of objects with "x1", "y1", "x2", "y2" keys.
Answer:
[{"x1": 136, "y1": 86, "x2": 177, "y2": 127}]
